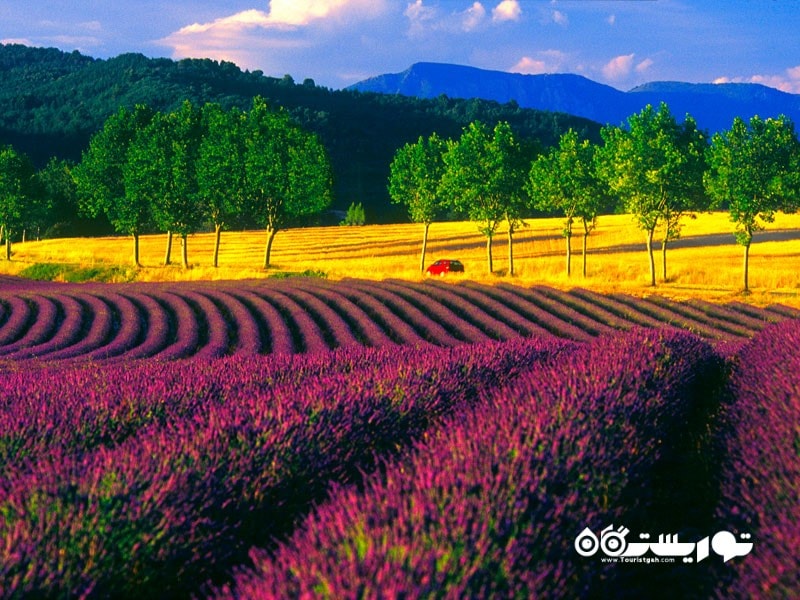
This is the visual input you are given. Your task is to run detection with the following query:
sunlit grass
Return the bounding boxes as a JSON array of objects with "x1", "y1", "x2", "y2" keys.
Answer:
[{"x1": 3, "y1": 211, "x2": 800, "y2": 306}]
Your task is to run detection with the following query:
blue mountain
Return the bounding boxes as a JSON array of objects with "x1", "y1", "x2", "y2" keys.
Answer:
[{"x1": 349, "y1": 62, "x2": 800, "y2": 132}]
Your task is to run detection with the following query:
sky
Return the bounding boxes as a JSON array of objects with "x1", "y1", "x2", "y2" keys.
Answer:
[{"x1": 2, "y1": 1, "x2": 800, "y2": 93}]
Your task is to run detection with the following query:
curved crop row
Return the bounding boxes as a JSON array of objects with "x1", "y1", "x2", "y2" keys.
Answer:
[
  {"x1": 0, "y1": 278, "x2": 794, "y2": 365},
  {"x1": 712, "y1": 321, "x2": 800, "y2": 598},
  {"x1": 222, "y1": 328, "x2": 724, "y2": 599},
  {"x1": 288, "y1": 279, "x2": 397, "y2": 349},
  {"x1": 0, "y1": 337, "x2": 570, "y2": 599}
]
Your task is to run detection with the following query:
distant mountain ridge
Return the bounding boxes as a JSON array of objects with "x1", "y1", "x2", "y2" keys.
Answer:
[{"x1": 349, "y1": 62, "x2": 800, "y2": 132}]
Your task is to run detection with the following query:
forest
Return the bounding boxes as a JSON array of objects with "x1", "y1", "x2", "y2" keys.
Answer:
[{"x1": 0, "y1": 43, "x2": 600, "y2": 224}]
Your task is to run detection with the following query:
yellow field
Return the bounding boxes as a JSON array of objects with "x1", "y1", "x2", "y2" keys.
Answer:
[{"x1": 3, "y1": 211, "x2": 800, "y2": 307}]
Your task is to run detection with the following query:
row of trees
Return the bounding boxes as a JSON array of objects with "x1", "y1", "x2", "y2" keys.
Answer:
[
  {"x1": 0, "y1": 98, "x2": 333, "y2": 268},
  {"x1": 74, "y1": 98, "x2": 332, "y2": 268},
  {"x1": 389, "y1": 103, "x2": 800, "y2": 290}
]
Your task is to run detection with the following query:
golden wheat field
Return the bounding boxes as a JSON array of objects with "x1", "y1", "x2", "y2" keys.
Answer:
[{"x1": 3, "y1": 211, "x2": 800, "y2": 307}]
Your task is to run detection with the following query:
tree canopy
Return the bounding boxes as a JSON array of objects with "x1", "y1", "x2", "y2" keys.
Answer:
[
  {"x1": 705, "y1": 114, "x2": 800, "y2": 291},
  {"x1": 596, "y1": 103, "x2": 708, "y2": 286},
  {"x1": 388, "y1": 132, "x2": 449, "y2": 272},
  {"x1": 527, "y1": 129, "x2": 608, "y2": 277}
]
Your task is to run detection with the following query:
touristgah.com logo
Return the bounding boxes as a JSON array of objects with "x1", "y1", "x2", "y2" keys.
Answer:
[{"x1": 574, "y1": 524, "x2": 753, "y2": 565}]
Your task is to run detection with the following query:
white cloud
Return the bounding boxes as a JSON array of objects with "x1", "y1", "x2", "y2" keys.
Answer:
[
  {"x1": 462, "y1": 2, "x2": 487, "y2": 32},
  {"x1": 636, "y1": 58, "x2": 654, "y2": 74},
  {"x1": 607, "y1": 14, "x2": 616, "y2": 26},
  {"x1": 511, "y1": 50, "x2": 567, "y2": 75},
  {"x1": 713, "y1": 66, "x2": 800, "y2": 93},
  {"x1": 552, "y1": 10, "x2": 568, "y2": 26},
  {"x1": 161, "y1": 0, "x2": 388, "y2": 72},
  {"x1": 602, "y1": 53, "x2": 635, "y2": 81},
  {"x1": 512, "y1": 56, "x2": 546, "y2": 75},
  {"x1": 492, "y1": 0, "x2": 521, "y2": 22}
]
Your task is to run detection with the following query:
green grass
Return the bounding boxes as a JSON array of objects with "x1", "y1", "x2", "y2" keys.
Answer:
[{"x1": 17, "y1": 263, "x2": 137, "y2": 283}]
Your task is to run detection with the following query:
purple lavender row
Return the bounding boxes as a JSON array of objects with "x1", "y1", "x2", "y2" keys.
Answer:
[
  {"x1": 569, "y1": 287, "x2": 667, "y2": 329},
  {"x1": 199, "y1": 290, "x2": 264, "y2": 355},
  {"x1": 117, "y1": 292, "x2": 171, "y2": 359},
  {"x1": 541, "y1": 286, "x2": 637, "y2": 332},
  {"x1": 644, "y1": 295, "x2": 752, "y2": 338},
  {"x1": 712, "y1": 320, "x2": 800, "y2": 598},
  {"x1": 526, "y1": 285, "x2": 619, "y2": 336},
  {"x1": 610, "y1": 293, "x2": 732, "y2": 340},
  {"x1": 487, "y1": 284, "x2": 594, "y2": 341},
  {"x1": 222, "y1": 328, "x2": 723, "y2": 599},
  {"x1": 288, "y1": 279, "x2": 397, "y2": 348},
  {"x1": 419, "y1": 280, "x2": 523, "y2": 340},
  {"x1": 253, "y1": 288, "x2": 330, "y2": 354},
  {"x1": 378, "y1": 280, "x2": 491, "y2": 344},
  {"x1": 3, "y1": 294, "x2": 85, "y2": 360},
  {"x1": 332, "y1": 280, "x2": 430, "y2": 347},
  {"x1": 0, "y1": 337, "x2": 571, "y2": 598},
  {"x1": 0, "y1": 296, "x2": 31, "y2": 347},
  {"x1": 0, "y1": 296, "x2": 59, "y2": 356},
  {"x1": 231, "y1": 290, "x2": 295, "y2": 354},
  {"x1": 684, "y1": 299, "x2": 771, "y2": 334},
  {"x1": 348, "y1": 280, "x2": 461, "y2": 346},
  {"x1": 182, "y1": 290, "x2": 232, "y2": 359},
  {"x1": 44, "y1": 294, "x2": 115, "y2": 361},
  {"x1": 277, "y1": 286, "x2": 363, "y2": 350},
  {"x1": 0, "y1": 343, "x2": 436, "y2": 477}
]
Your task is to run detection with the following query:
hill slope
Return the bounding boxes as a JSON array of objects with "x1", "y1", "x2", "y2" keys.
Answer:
[
  {"x1": 0, "y1": 45, "x2": 601, "y2": 223},
  {"x1": 350, "y1": 62, "x2": 800, "y2": 132}
]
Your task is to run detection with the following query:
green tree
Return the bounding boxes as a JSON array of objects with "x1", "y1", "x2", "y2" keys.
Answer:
[
  {"x1": 197, "y1": 103, "x2": 246, "y2": 268},
  {"x1": 388, "y1": 132, "x2": 448, "y2": 273},
  {"x1": 597, "y1": 103, "x2": 708, "y2": 286},
  {"x1": 0, "y1": 145, "x2": 36, "y2": 259},
  {"x1": 441, "y1": 121, "x2": 529, "y2": 274},
  {"x1": 35, "y1": 157, "x2": 78, "y2": 238},
  {"x1": 705, "y1": 115, "x2": 800, "y2": 292},
  {"x1": 527, "y1": 129, "x2": 607, "y2": 277},
  {"x1": 340, "y1": 201, "x2": 366, "y2": 226},
  {"x1": 126, "y1": 101, "x2": 204, "y2": 269},
  {"x1": 243, "y1": 97, "x2": 333, "y2": 269},
  {"x1": 73, "y1": 104, "x2": 155, "y2": 266}
]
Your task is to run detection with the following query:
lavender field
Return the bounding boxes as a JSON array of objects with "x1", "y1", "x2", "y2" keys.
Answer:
[{"x1": 0, "y1": 276, "x2": 797, "y2": 598}]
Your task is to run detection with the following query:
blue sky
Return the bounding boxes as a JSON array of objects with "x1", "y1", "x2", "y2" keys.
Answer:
[{"x1": 2, "y1": 1, "x2": 799, "y2": 92}]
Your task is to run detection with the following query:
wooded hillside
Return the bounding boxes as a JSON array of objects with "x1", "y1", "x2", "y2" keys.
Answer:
[{"x1": 0, "y1": 44, "x2": 601, "y2": 222}]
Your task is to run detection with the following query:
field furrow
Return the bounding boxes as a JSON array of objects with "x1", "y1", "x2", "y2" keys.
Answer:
[
  {"x1": 0, "y1": 296, "x2": 59, "y2": 356},
  {"x1": 349, "y1": 280, "x2": 461, "y2": 347},
  {"x1": 0, "y1": 295, "x2": 33, "y2": 346},
  {"x1": 253, "y1": 289, "x2": 330, "y2": 354},
  {"x1": 483, "y1": 284, "x2": 594, "y2": 341},
  {"x1": 199, "y1": 289, "x2": 264, "y2": 355},
  {"x1": 231, "y1": 290, "x2": 295, "y2": 355},
  {"x1": 290, "y1": 279, "x2": 397, "y2": 348},
  {"x1": 420, "y1": 280, "x2": 524, "y2": 340}
]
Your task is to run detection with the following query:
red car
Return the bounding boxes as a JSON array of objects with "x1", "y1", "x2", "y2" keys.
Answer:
[{"x1": 425, "y1": 259, "x2": 465, "y2": 276}]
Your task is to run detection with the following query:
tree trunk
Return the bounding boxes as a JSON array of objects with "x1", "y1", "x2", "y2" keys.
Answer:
[
  {"x1": 507, "y1": 224, "x2": 514, "y2": 276},
  {"x1": 646, "y1": 228, "x2": 656, "y2": 287},
  {"x1": 133, "y1": 233, "x2": 141, "y2": 268},
  {"x1": 213, "y1": 223, "x2": 222, "y2": 268},
  {"x1": 743, "y1": 240, "x2": 751, "y2": 293},
  {"x1": 661, "y1": 238, "x2": 668, "y2": 282},
  {"x1": 565, "y1": 231, "x2": 572, "y2": 277},
  {"x1": 181, "y1": 234, "x2": 189, "y2": 269},
  {"x1": 264, "y1": 228, "x2": 278, "y2": 269},
  {"x1": 486, "y1": 234, "x2": 493, "y2": 274},
  {"x1": 420, "y1": 222, "x2": 430, "y2": 274},
  {"x1": 582, "y1": 225, "x2": 589, "y2": 279},
  {"x1": 5, "y1": 237, "x2": 11, "y2": 261},
  {"x1": 21, "y1": 230, "x2": 26, "y2": 244},
  {"x1": 164, "y1": 231, "x2": 173, "y2": 265}
]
